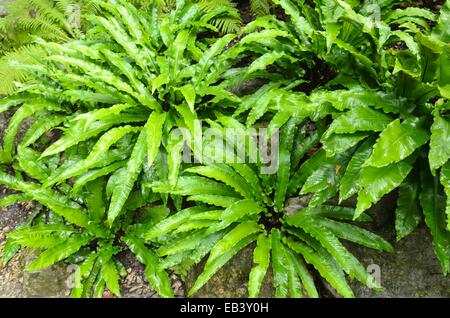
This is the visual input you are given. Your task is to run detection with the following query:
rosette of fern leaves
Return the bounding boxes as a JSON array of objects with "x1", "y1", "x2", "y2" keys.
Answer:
[
  {"x1": 0, "y1": 0, "x2": 250, "y2": 227},
  {"x1": 0, "y1": 0, "x2": 244, "y2": 297},
  {"x1": 0, "y1": 161, "x2": 174, "y2": 298},
  {"x1": 132, "y1": 115, "x2": 394, "y2": 298},
  {"x1": 244, "y1": 0, "x2": 450, "y2": 274},
  {"x1": 314, "y1": 2, "x2": 450, "y2": 274}
]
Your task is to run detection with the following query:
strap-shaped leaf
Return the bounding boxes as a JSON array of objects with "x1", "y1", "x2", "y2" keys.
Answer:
[
  {"x1": 173, "y1": 220, "x2": 217, "y2": 235},
  {"x1": 151, "y1": 176, "x2": 240, "y2": 197},
  {"x1": 157, "y1": 230, "x2": 213, "y2": 256},
  {"x1": 273, "y1": 0, "x2": 314, "y2": 39},
  {"x1": 70, "y1": 252, "x2": 98, "y2": 298},
  {"x1": 186, "y1": 195, "x2": 240, "y2": 208},
  {"x1": 285, "y1": 250, "x2": 303, "y2": 298},
  {"x1": 209, "y1": 221, "x2": 263, "y2": 262},
  {"x1": 316, "y1": 217, "x2": 393, "y2": 252},
  {"x1": 441, "y1": 162, "x2": 450, "y2": 232},
  {"x1": 322, "y1": 133, "x2": 369, "y2": 157},
  {"x1": 419, "y1": 168, "x2": 450, "y2": 275},
  {"x1": 300, "y1": 150, "x2": 352, "y2": 205},
  {"x1": 287, "y1": 248, "x2": 318, "y2": 298},
  {"x1": 356, "y1": 160, "x2": 413, "y2": 216},
  {"x1": 1, "y1": 103, "x2": 45, "y2": 162},
  {"x1": 26, "y1": 234, "x2": 91, "y2": 271},
  {"x1": 323, "y1": 106, "x2": 392, "y2": 139},
  {"x1": 167, "y1": 128, "x2": 185, "y2": 188},
  {"x1": 44, "y1": 125, "x2": 141, "y2": 187},
  {"x1": 429, "y1": 113, "x2": 450, "y2": 173},
  {"x1": 275, "y1": 117, "x2": 300, "y2": 212},
  {"x1": 339, "y1": 138, "x2": 374, "y2": 202},
  {"x1": 76, "y1": 256, "x2": 102, "y2": 298},
  {"x1": 0, "y1": 94, "x2": 38, "y2": 114},
  {"x1": 233, "y1": 82, "x2": 281, "y2": 118},
  {"x1": 432, "y1": 0, "x2": 450, "y2": 41},
  {"x1": 16, "y1": 146, "x2": 49, "y2": 182},
  {"x1": 271, "y1": 229, "x2": 289, "y2": 298},
  {"x1": 291, "y1": 120, "x2": 324, "y2": 170},
  {"x1": 0, "y1": 194, "x2": 30, "y2": 207},
  {"x1": 0, "y1": 171, "x2": 90, "y2": 228},
  {"x1": 230, "y1": 164, "x2": 269, "y2": 205},
  {"x1": 122, "y1": 235, "x2": 174, "y2": 298},
  {"x1": 20, "y1": 114, "x2": 66, "y2": 148},
  {"x1": 178, "y1": 85, "x2": 196, "y2": 112},
  {"x1": 245, "y1": 87, "x2": 283, "y2": 127},
  {"x1": 72, "y1": 160, "x2": 127, "y2": 193},
  {"x1": 284, "y1": 238, "x2": 354, "y2": 298},
  {"x1": 41, "y1": 104, "x2": 142, "y2": 157},
  {"x1": 185, "y1": 164, "x2": 255, "y2": 200},
  {"x1": 7, "y1": 224, "x2": 76, "y2": 248},
  {"x1": 309, "y1": 86, "x2": 404, "y2": 114},
  {"x1": 207, "y1": 199, "x2": 265, "y2": 234},
  {"x1": 144, "y1": 206, "x2": 211, "y2": 241},
  {"x1": 2, "y1": 239, "x2": 20, "y2": 267},
  {"x1": 288, "y1": 149, "x2": 326, "y2": 196},
  {"x1": 84, "y1": 178, "x2": 107, "y2": 222},
  {"x1": 101, "y1": 259, "x2": 121, "y2": 297},
  {"x1": 287, "y1": 214, "x2": 379, "y2": 289},
  {"x1": 395, "y1": 170, "x2": 422, "y2": 240},
  {"x1": 160, "y1": 231, "x2": 226, "y2": 271},
  {"x1": 365, "y1": 118, "x2": 429, "y2": 167},
  {"x1": 107, "y1": 127, "x2": 147, "y2": 226},
  {"x1": 146, "y1": 111, "x2": 166, "y2": 167},
  {"x1": 189, "y1": 222, "x2": 260, "y2": 296},
  {"x1": 248, "y1": 233, "x2": 271, "y2": 298},
  {"x1": 247, "y1": 51, "x2": 286, "y2": 74},
  {"x1": 301, "y1": 205, "x2": 372, "y2": 222},
  {"x1": 196, "y1": 33, "x2": 236, "y2": 80}
]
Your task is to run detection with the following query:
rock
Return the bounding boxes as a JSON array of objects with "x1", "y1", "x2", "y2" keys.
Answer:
[
  {"x1": 0, "y1": 248, "x2": 71, "y2": 297},
  {"x1": 0, "y1": 6, "x2": 7, "y2": 17},
  {"x1": 0, "y1": 0, "x2": 7, "y2": 16},
  {"x1": 348, "y1": 225, "x2": 450, "y2": 298}
]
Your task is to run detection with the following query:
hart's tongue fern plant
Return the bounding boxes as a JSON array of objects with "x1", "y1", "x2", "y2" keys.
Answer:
[
  {"x1": 142, "y1": 116, "x2": 393, "y2": 298},
  {"x1": 239, "y1": 0, "x2": 450, "y2": 273},
  {"x1": 0, "y1": 0, "x2": 249, "y2": 226},
  {"x1": 0, "y1": 0, "x2": 246, "y2": 297}
]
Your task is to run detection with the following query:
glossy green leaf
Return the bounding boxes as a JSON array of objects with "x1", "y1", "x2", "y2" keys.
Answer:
[
  {"x1": 395, "y1": 170, "x2": 422, "y2": 241},
  {"x1": 429, "y1": 113, "x2": 450, "y2": 173},
  {"x1": 271, "y1": 229, "x2": 289, "y2": 298},
  {"x1": 420, "y1": 168, "x2": 450, "y2": 275},
  {"x1": 27, "y1": 235, "x2": 91, "y2": 271},
  {"x1": 101, "y1": 259, "x2": 121, "y2": 296},
  {"x1": 284, "y1": 238, "x2": 354, "y2": 298},
  {"x1": 365, "y1": 118, "x2": 429, "y2": 167},
  {"x1": 189, "y1": 223, "x2": 260, "y2": 296},
  {"x1": 122, "y1": 235, "x2": 174, "y2": 298},
  {"x1": 248, "y1": 233, "x2": 272, "y2": 298},
  {"x1": 356, "y1": 161, "x2": 413, "y2": 216},
  {"x1": 440, "y1": 162, "x2": 450, "y2": 232},
  {"x1": 323, "y1": 106, "x2": 392, "y2": 139},
  {"x1": 107, "y1": 128, "x2": 147, "y2": 226}
]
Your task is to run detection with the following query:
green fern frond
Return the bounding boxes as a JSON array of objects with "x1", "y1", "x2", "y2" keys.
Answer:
[
  {"x1": 250, "y1": 0, "x2": 271, "y2": 17},
  {"x1": 0, "y1": 44, "x2": 45, "y2": 95},
  {"x1": 197, "y1": 0, "x2": 242, "y2": 34}
]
